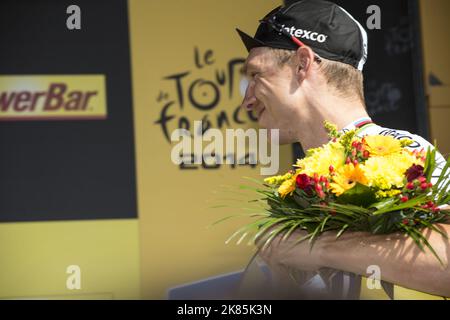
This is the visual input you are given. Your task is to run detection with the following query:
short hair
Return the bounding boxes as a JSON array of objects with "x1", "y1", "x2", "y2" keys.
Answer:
[{"x1": 268, "y1": 48, "x2": 365, "y2": 103}]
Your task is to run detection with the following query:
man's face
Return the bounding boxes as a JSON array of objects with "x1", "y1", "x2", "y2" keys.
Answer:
[{"x1": 241, "y1": 47, "x2": 303, "y2": 144}]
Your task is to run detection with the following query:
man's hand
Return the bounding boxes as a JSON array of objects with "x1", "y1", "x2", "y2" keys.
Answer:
[
  {"x1": 257, "y1": 228, "x2": 327, "y2": 272},
  {"x1": 256, "y1": 228, "x2": 333, "y2": 298},
  {"x1": 257, "y1": 219, "x2": 450, "y2": 297}
]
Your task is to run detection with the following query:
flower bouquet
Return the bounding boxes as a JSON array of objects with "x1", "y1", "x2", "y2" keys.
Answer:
[{"x1": 226, "y1": 122, "x2": 450, "y2": 264}]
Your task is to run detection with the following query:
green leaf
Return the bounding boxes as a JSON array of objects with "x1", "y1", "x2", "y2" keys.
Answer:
[
  {"x1": 336, "y1": 224, "x2": 349, "y2": 238},
  {"x1": 242, "y1": 176, "x2": 265, "y2": 185},
  {"x1": 327, "y1": 202, "x2": 371, "y2": 215},
  {"x1": 281, "y1": 221, "x2": 303, "y2": 242},
  {"x1": 210, "y1": 214, "x2": 240, "y2": 226},
  {"x1": 419, "y1": 220, "x2": 448, "y2": 239},
  {"x1": 292, "y1": 232, "x2": 314, "y2": 247},
  {"x1": 437, "y1": 178, "x2": 450, "y2": 203},
  {"x1": 320, "y1": 215, "x2": 331, "y2": 233},
  {"x1": 373, "y1": 194, "x2": 428, "y2": 215},
  {"x1": 292, "y1": 194, "x2": 311, "y2": 209},
  {"x1": 424, "y1": 147, "x2": 436, "y2": 182},
  {"x1": 369, "y1": 197, "x2": 397, "y2": 210},
  {"x1": 401, "y1": 224, "x2": 425, "y2": 251},
  {"x1": 409, "y1": 226, "x2": 445, "y2": 266},
  {"x1": 226, "y1": 218, "x2": 271, "y2": 244},
  {"x1": 433, "y1": 156, "x2": 450, "y2": 191},
  {"x1": 337, "y1": 183, "x2": 377, "y2": 207},
  {"x1": 369, "y1": 211, "x2": 404, "y2": 234},
  {"x1": 252, "y1": 217, "x2": 292, "y2": 244},
  {"x1": 261, "y1": 224, "x2": 291, "y2": 251}
]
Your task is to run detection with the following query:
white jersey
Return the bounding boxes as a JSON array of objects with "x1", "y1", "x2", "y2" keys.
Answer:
[{"x1": 342, "y1": 117, "x2": 448, "y2": 189}]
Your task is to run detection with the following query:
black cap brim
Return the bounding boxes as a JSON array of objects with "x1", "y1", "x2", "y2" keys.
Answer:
[{"x1": 236, "y1": 28, "x2": 266, "y2": 52}]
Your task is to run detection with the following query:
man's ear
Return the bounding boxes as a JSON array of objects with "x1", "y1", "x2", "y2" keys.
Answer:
[{"x1": 294, "y1": 46, "x2": 316, "y2": 81}]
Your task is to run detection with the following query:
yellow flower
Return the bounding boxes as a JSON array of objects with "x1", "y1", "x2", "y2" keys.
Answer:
[
  {"x1": 264, "y1": 172, "x2": 293, "y2": 186},
  {"x1": 361, "y1": 151, "x2": 418, "y2": 189},
  {"x1": 278, "y1": 177, "x2": 296, "y2": 199},
  {"x1": 296, "y1": 141, "x2": 346, "y2": 178},
  {"x1": 364, "y1": 135, "x2": 401, "y2": 156},
  {"x1": 375, "y1": 189, "x2": 402, "y2": 199},
  {"x1": 400, "y1": 139, "x2": 414, "y2": 148},
  {"x1": 329, "y1": 164, "x2": 368, "y2": 196}
]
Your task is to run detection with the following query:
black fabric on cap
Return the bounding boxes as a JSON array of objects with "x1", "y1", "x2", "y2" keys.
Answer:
[
  {"x1": 236, "y1": 29, "x2": 266, "y2": 52},
  {"x1": 235, "y1": 0, "x2": 368, "y2": 71}
]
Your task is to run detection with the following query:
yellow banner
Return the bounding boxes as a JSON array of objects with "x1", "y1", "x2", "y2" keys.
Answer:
[
  {"x1": 0, "y1": 220, "x2": 140, "y2": 299},
  {"x1": 0, "y1": 75, "x2": 107, "y2": 121},
  {"x1": 129, "y1": 0, "x2": 287, "y2": 298}
]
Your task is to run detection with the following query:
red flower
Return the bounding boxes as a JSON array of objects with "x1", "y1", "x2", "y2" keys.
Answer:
[
  {"x1": 418, "y1": 176, "x2": 427, "y2": 183},
  {"x1": 405, "y1": 165, "x2": 424, "y2": 182},
  {"x1": 400, "y1": 196, "x2": 409, "y2": 203},
  {"x1": 432, "y1": 207, "x2": 441, "y2": 213},
  {"x1": 356, "y1": 143, "x2": 363, "y2": 152},
  {"x1": 406, "y1": 182, "x2": 415, "y2": 190},
  {"x1": 296, "y1": 174, "x2": 313, "y2": 194},
  {"x1": 313, "y1": 173, "x2": 319, "y2": 183},
  {"x1": 296, "y1": 174, "x2": 312, "y2": 191}
]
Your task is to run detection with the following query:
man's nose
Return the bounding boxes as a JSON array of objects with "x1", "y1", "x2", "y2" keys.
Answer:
[{"x1": 240, "y1": 82, "x2": 257, "y2": 111}]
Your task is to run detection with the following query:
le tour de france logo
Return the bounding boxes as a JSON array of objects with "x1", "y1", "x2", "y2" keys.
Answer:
[{"x1": 154, "y1": 47, "x2": 279, "y2": 175}]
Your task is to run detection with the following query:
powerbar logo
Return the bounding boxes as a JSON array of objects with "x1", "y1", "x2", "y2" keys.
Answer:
[
  {"x1": 281, "y1": 25, "x2": 328, "y2": 43},
  {"x1": 0, "y1": 75, "x2": 107, "y2": 121}
]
